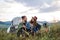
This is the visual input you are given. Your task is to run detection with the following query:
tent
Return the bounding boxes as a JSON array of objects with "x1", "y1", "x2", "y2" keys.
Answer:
[{"x1": 7, "y1": 17, "x2": 22, "y2": 33}]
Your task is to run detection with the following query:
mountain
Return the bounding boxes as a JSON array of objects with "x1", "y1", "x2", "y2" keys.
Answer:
[
  {"x1": 0, "y1": 21, "x2": 11, "y2": 25},
  {"x1": 37, "y1": 21, "x2": 48, "y2": 25},
  {"x1": 0, "y1": 21, "x2": 11, "y2": 28},
  {"x1": 37, "y1": 21, "x2": 53, "y2": 26}
]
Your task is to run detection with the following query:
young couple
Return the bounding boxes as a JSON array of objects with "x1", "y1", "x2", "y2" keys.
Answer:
[{"x1": 17, "y1": 16, "x2": 41, "y2": 37}]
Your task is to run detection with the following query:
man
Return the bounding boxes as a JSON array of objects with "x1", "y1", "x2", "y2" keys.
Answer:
[{"x1": 17, "y1": 16, "x2": 27, "y2": 37}]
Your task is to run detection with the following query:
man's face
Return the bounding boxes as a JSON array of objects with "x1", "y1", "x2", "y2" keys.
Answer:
[{"x1": 24, "y1": 16, "x2": 27, "y2": 22}]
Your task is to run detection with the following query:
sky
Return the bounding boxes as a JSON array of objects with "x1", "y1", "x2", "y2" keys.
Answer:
[{"x1": 0, "y1": 0, "x2": 60, "y2": 22}]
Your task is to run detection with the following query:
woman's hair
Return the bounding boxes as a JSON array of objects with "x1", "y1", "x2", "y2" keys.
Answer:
[{"x1": 30, "y1": 17, "x2": 37, "y2": 26}]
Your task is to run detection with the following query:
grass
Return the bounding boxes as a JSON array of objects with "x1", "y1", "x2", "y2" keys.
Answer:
[{"x1": 0, "y1": 23, "x2": 60, "y2": 40}]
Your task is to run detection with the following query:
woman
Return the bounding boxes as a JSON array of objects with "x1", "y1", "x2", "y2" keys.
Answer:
[
  {"x1": 31, "y1": 16, "x2": 41, "y2": 33},
  {"x1": 26, "y1": 16, "x2": 41, "y2": 35}
]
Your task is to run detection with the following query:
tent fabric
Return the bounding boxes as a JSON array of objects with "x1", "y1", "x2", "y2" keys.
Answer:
[{"x1": 7, "y1": 17, "x2": 22, "y2": 33}]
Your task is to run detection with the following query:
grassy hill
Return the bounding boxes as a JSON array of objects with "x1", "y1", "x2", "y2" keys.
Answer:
[{"x1": 0, "y1": 23, "x2": 60, "y2": 40}]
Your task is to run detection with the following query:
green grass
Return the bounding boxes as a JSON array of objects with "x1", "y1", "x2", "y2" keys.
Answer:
[{"x1": 0, "y1": 23, "x2": 60, "y2": 40}]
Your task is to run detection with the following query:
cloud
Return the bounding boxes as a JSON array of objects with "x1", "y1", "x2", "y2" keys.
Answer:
[
  {"x1": 20, "y1": 11, "x2": 60, "y2": 22},
  {"x1": 0, "y1": 0, "x2": 32, "y2": 21},
  {"x1": 15, "y1": 0, "x2": 60, "y2": 12},
  {"x1": 1, "y1": 0, "x2": 60, "y2": 13},
  {"x1": 15, "y1": 0, "x2": 52, "y2": 7},
  {"x1": 15, "y1": 0, "x2": 42, "y2": 7},
  {"x1": 40, "y1": 0, "x2": 60, "y2": 12},
  {"x1": 40, "y1": 2, "x2": 50, "y2": 9},
  {"x1": 0, "y1": 0, "x2": 60, "y2": 13},
  {"x1": 0, "y1": 0, "x2": 60, "y2": 22},
  {"x1": 0, "y1": 0, "x2": 31, "y2": 14},
  {"x1": 2, "y1": 0, "x2": 16, "y2": 3}
]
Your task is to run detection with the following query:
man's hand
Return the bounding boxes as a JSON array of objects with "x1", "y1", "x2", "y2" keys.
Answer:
[{"x1": 22, "y1": 25, "x2": 26, "y2": 30}]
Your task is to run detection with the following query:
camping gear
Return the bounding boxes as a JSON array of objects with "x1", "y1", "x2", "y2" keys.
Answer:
[{"x1": 7, "y1": 17, "x2": 22, "y2": 33}]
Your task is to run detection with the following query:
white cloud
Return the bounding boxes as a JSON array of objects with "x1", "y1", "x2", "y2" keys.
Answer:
[
  {"x1": 0, "y1": 0, "x2": 40, "y2": 22},
  {"x1": 40, "y1": 2, "x2": 50, "y2": 9},
  {"x1": 15, "y1": 0, "x2": 60, "y2": 12},
  {"x1": 0, "y1": 0, "x2": 31, "y2": 21},
  {"x1": 51, "y1": 0, "x2": 60, "y2": 7},
  {"x1": 5, "y1": 0, "x2": 15, "y2": 2},
  {"x1": 0, "y1": 0, "x2": 60, "y2": 23},
  {"x1": 40, "y1": 0, "x2": 60, "y2": 12},
  {"x1": 18, "y1": 11, "x2": 60, "y2": 23}
]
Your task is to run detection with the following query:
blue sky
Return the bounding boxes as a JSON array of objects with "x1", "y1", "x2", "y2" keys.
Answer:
[{"x1": 0, "y1": 0, "x2": 60, "y2": 22}]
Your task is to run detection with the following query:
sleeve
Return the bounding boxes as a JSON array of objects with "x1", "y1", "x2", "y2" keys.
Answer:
[
  {"x1": 18, "y1": 23, "x2": 23, "y2": 29},
  {"x1": 26, "y1": 22, "x2": 31, "y2": 29}
]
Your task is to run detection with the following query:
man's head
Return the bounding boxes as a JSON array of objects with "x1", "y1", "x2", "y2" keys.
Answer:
[{"x1": 21, "y1": 16, "x2": 27, "y2": 22}]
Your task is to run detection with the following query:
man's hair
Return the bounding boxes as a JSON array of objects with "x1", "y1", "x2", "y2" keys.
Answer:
[{"x1": 21, "y1": 16, "x2": 26, "y2": 19}]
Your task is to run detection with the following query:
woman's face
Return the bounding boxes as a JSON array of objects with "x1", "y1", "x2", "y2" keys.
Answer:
[{"x1": 31, "y1": 17, "x2": 34, "y2": 22}]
